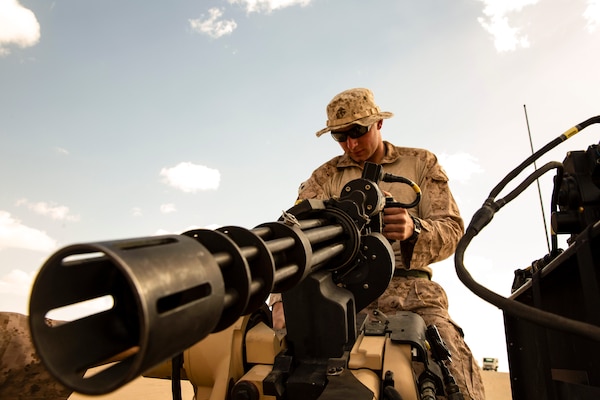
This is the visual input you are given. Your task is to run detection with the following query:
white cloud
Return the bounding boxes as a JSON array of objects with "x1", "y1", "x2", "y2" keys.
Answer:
[
  {"x1": 16, "y1": 198, "x2": 80, "y2": 222},
  {"x1": 0, "y1": 268, "x2": 36, "y2": 314},
  {"x1": 0, "y1": 268, "x2": 35, "y2": 295},
  {"x1": 54, "y1": 146, "x2": 69, "y2": 155},
  {"x1": 438, "y1": 152, "x2": 485, "y2": 184},
  {"x1": 160, "y1": 203, "x2": 177, "y2": 214},
  {"x1": 0, "y1": 211, "x2": 57, "y2": 252},
  {"x1": 190, "y1": 1, "x2": 312, "y2": 38},
  {"x1": 132, "y1": 207, "x2": 143, "y2": 217},
  {"x1": 189, "y1": 8, "x2": 237, "y2": 38},
  {"x1": 477, "y1": 0, "x2": 538, "y2": 52},
  {"x1": 584, "y1": 0, "x2": 600, "y2": 32},
  {"x1": 228, "y1": 0, "x2": 312, "y2": 13},
  {"x1": 160, "y1": 162, "x2": 221, "y2": 193},
  {"x1": 0, "y1": 0, "x2": 41, "y2": 56}
]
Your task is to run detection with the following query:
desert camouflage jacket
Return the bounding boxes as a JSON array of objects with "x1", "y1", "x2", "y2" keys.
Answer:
[
  {"x1": 0, "y1": 312, "x2": 71, "y2": 400},
  {"x1": 297, "y1": 141, "x2": 464, "y2": 278}
]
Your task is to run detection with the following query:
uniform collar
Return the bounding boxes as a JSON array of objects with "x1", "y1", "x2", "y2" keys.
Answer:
[{"x1": 336, "y1": 141, "x2": 400, "y2": 168}]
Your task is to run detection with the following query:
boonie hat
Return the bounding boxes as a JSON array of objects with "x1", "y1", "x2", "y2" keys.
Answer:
[{"x1": 315, "y1": 88, "x2": 394, "y2": 137}]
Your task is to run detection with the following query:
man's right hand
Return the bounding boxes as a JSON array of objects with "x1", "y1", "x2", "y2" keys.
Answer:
[{"x1": 383, "y1": 206, "x2": 414, "y2": 241}]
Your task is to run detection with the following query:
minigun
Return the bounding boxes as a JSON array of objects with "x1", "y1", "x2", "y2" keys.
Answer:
[{"x1": 29, "y1": 162, "x2": 456, "y2": 399}]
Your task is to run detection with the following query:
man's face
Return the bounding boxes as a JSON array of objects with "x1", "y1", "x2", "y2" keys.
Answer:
[{"x1": 332, "y1": 123, "x2": 382, "y2": 164}]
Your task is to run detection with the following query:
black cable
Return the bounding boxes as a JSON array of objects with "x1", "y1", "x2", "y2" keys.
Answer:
[
  {"x1": 455, "y1": 228, "x2": 600, "y2": 342},
  {"x1": 171, "y1": 353, "x2": 183, "y2": 400},
  {"x1": 463, "y1": 162, "x2": 563, "y2": 236},
  {"x1": 382, "y1": 173, "x2": 422, "y2": 209},
  {"x1": 494, "y1": 161, "x2": 563, "y2": 210},
  {"x1": 486, "y1": 115, "x2": 600, "y2": 201}
]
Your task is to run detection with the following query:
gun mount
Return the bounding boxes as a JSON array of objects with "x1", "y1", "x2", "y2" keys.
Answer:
[{"x1": 29, "y1": 162, "x2": 459, "y2": 399}]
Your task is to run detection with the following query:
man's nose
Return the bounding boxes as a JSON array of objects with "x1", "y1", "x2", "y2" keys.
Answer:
[{"x1": 346, "y1": 137, "x2": 359, "y2": 149}]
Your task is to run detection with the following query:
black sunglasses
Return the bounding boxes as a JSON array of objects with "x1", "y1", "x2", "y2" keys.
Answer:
[{"x1": 330, "y1": 124, "x2": 371, "y2": 142}]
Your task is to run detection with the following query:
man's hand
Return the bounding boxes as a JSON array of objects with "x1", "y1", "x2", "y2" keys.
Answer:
[
  {"x1": 272, "y1": 302, "x2": 286, "y2": 330},
  {"x1": 382, "y1": 206, "x2": 414, "y2": 241}
]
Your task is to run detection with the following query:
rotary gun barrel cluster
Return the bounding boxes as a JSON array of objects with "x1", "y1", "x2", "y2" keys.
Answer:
[{"x1": 28, "y1": 162, "x2": 420, "y2": 396}]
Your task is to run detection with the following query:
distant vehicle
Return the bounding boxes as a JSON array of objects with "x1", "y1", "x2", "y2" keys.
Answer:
[{"x1": 483, "y1": 357, "x2": 499, "y2": 371}]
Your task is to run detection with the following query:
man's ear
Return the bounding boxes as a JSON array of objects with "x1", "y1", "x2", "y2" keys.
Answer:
[{"x1": 377, "y1": 119, "x2": 383, "y2": 129}]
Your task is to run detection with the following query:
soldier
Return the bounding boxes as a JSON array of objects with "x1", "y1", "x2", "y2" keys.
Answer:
[
  {"x1": 271, "y1": 88, "x2": 485, "y2": 399},
  {"x1": 0, "y1": 311, "x2": 72, "y2": 400}
]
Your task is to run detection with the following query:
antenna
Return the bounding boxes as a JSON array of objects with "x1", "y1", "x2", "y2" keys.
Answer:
[{"x1": 523, "y1": 104, "x2": 551, "y2": 253}]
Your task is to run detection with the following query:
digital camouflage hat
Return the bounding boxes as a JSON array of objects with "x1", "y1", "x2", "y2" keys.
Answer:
[{"x1": 315, "y1": 88, "x2": 394, "y2": 137}]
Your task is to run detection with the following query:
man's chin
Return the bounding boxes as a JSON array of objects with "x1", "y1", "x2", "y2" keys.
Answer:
[{"x1": 349, "y1": 151, "x2": 366, "y2": 161}]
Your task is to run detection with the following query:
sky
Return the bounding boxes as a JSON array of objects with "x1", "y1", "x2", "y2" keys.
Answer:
[{"x1": 1, "y1": 0, "x2": 600, "y2": 376}]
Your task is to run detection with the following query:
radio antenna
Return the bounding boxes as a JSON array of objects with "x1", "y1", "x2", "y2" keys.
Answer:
[{"x1": 524, "y1": 104, "x2": 551, "y2": 253}]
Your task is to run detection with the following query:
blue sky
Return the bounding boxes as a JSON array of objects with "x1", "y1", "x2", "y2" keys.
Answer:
[{"x1": 1, "y1": 0, "x2": 600, "y2": 373}]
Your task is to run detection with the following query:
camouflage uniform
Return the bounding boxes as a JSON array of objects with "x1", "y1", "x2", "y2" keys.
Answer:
[
  {"x1": 297, "y1": 141, "x2": 485, "y2": 400},
  {"x1": 0, "y1": 312, "x2": 72, "y2": 400}
]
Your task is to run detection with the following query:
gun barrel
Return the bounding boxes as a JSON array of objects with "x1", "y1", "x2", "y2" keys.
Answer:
[
  {"x1": 28, "y1": 200, "x2": 362, "y2": 395},
  {"x1": 29, "y1": 235, "x2": 224, "y2": 395}
]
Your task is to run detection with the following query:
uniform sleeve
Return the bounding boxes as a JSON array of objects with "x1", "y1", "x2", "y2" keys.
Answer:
[
  {"x1": 297, "y1": 160, "x2": 340, "y2": 200},
  {"x1": 0, "y1": 312, "x2": 72, "y2": 400},
  {"x1": 410, "y1": 154, "x2": 464, "y2": 268}
]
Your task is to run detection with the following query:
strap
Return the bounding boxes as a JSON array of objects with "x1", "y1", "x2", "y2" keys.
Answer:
[{"x1": 393, "y1": 269, "x2": 430, "y2": 280}]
